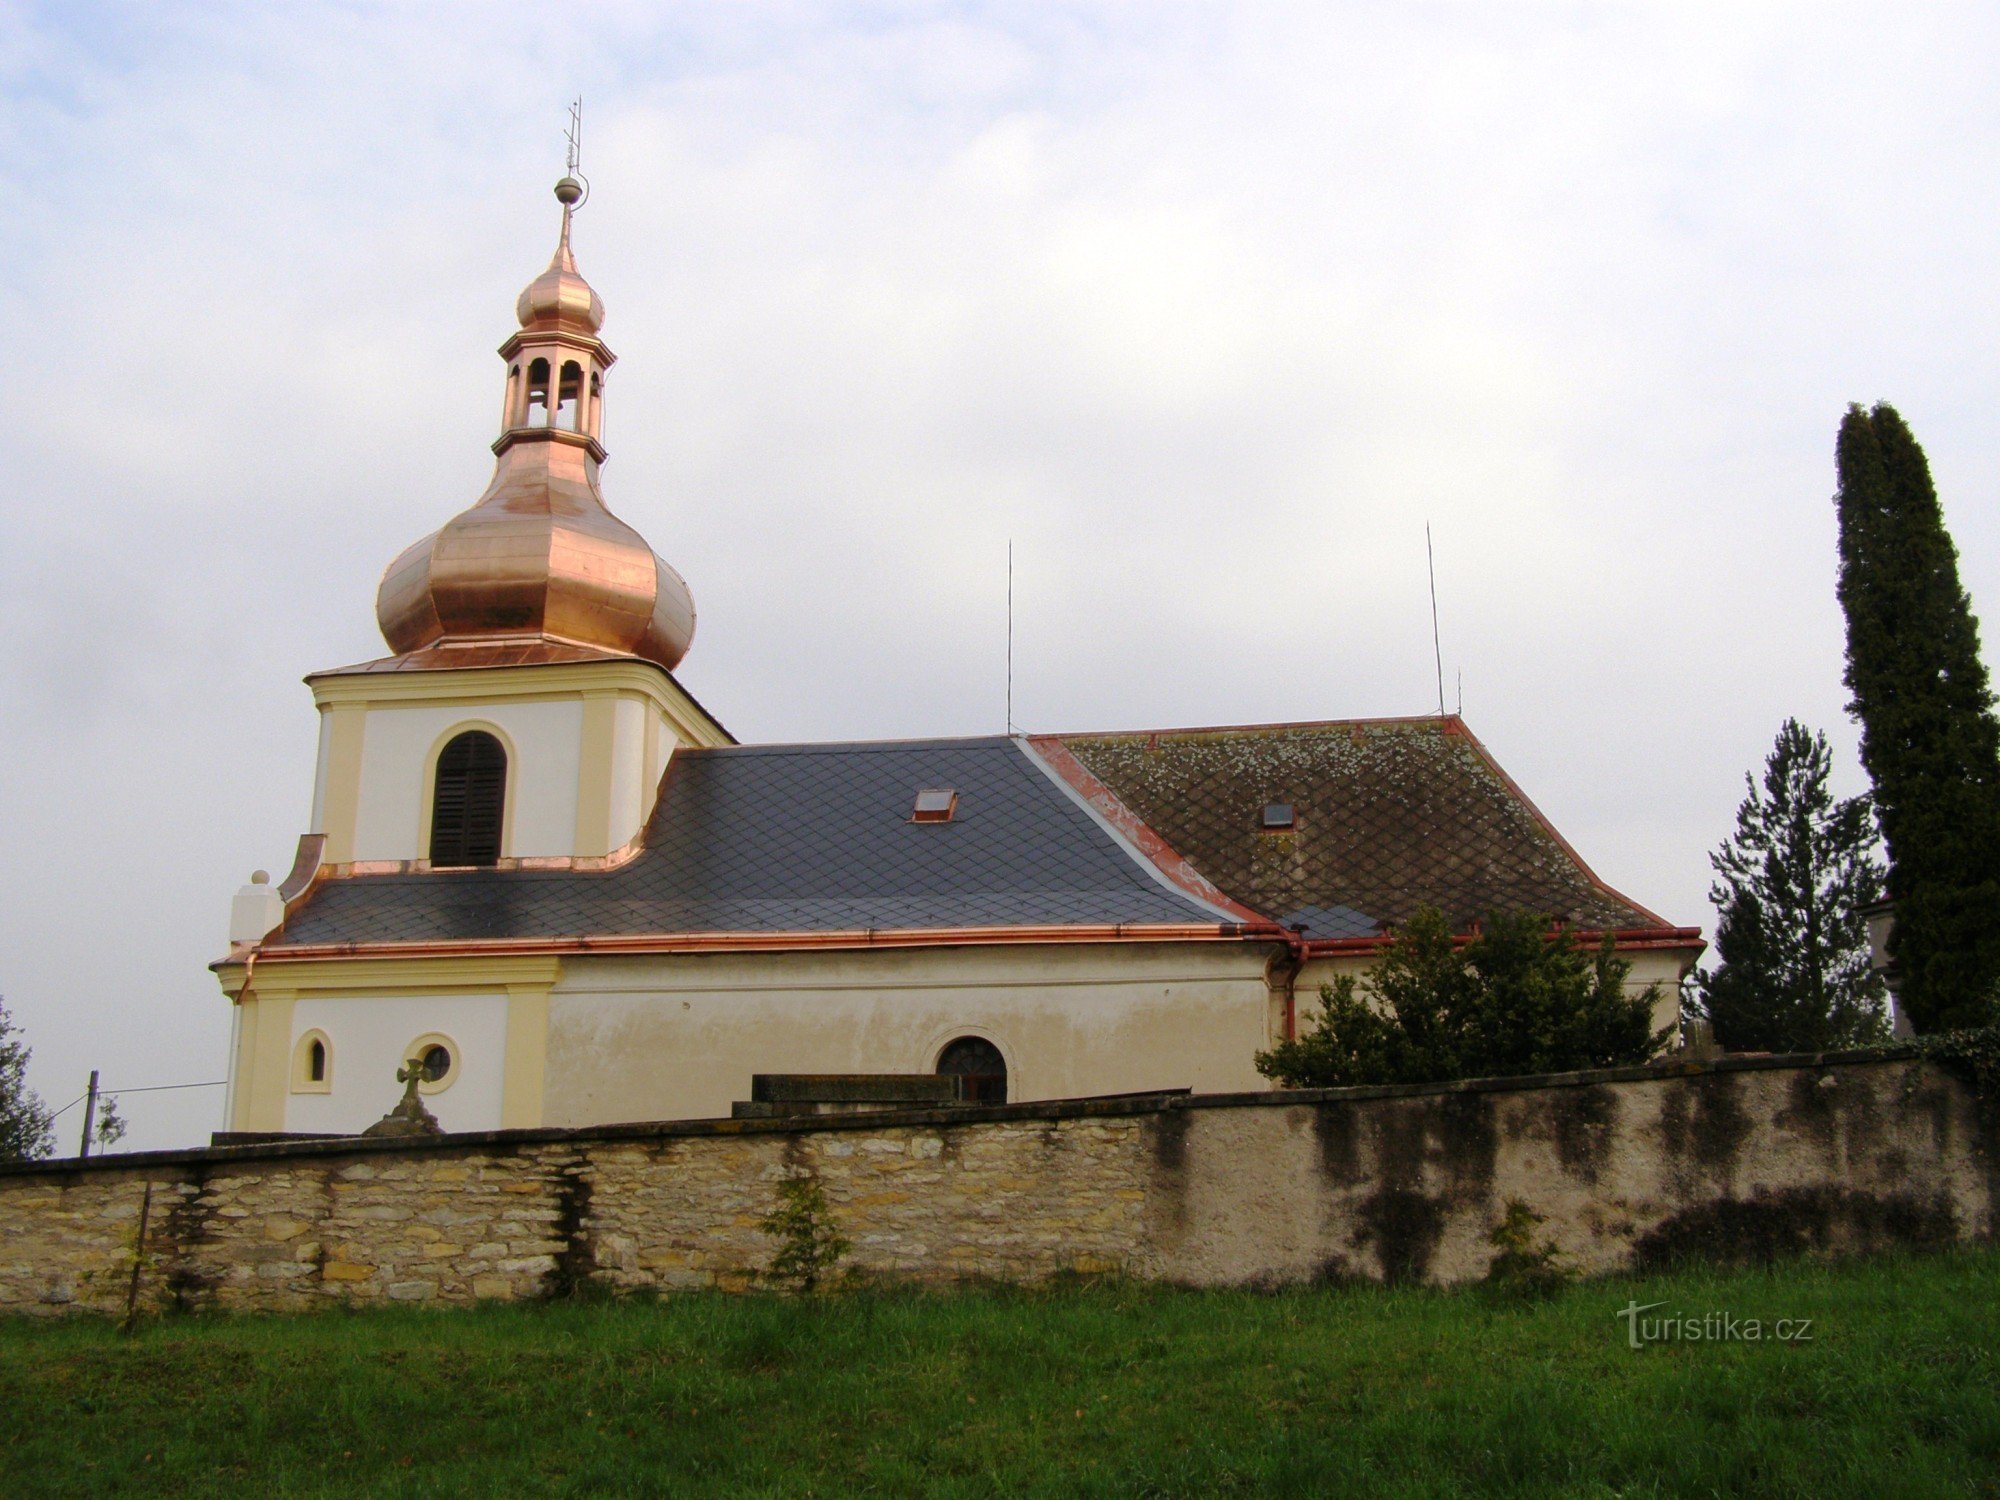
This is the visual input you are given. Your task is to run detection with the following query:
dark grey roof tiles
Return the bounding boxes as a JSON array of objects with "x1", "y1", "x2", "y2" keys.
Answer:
[{"x1": 270, "y1": 738, "x2": 1228, "y2": 948}]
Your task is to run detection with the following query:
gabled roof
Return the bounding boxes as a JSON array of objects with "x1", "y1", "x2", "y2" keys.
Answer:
[
  {"x1": 265, "y1": 738, "x2": 1234, "y2": 952},
  {"x1": 1044, "y1": 716, "x2": 1670, "y2": 941}
]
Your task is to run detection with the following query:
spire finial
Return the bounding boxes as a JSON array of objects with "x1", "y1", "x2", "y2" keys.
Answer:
[{"x1": 553, "y1": 98, "x2": 588, "y2": 256}]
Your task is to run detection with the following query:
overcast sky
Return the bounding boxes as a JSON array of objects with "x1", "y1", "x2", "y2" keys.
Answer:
[{"x1": 5, "y1": 2, "x2": 1999, "y2": 1151}]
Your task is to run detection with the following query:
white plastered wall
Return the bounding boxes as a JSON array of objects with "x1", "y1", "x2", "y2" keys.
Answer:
[
  {"x1": 542, "y1": 942, "x2": 1275, "y2": 1126},
  {"x1": 344, "y1": 699, "x2": 584, "y2": 861},
  {"x1": 285, "y1": 993, "x2": 509, "y2": 1135}
]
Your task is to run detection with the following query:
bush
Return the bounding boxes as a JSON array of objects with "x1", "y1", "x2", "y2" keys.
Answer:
[
  {"x1": 1483, "y1": 1199, "x2": 1569, "y2": 1299},
  {"x1": 1255, "y1": 906, "x2": 1668, "y2": 1089},
  {"x1": 759, "y1": 1173, "x2": 851, "y2": 1294}
]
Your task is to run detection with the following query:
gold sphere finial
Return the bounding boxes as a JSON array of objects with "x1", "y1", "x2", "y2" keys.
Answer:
[{"x1": 554, "y1": 175, "x2": 585, "y2": 208}]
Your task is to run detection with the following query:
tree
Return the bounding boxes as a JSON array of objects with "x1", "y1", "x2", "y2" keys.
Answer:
[
  {"x1": 0, "y1": 996, "x2": 54, "y2": 1163},
  {"x1": 1836, "y1": 403, "x2": 2000, "y2": 1032},
  {"x1": 92, "y1": 1095, "x2": 127, "y2": 1154},
  {"x1": 758, "y1": 1173, "x2": 850, "y2": 1293},
  {"x1": 1255, "y1": 907, "x2": 1668, "y2": 1089},
  {"x1": 1692, "y1": 720, "x2": 1889, "y2": 1051}
]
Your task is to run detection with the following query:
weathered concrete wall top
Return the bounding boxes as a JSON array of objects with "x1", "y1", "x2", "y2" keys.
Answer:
[{"x1": 1, "y1": 1051, "x2": 1991, "y2": 1316}]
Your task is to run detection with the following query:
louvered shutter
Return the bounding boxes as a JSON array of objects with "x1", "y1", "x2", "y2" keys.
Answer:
[{"x1": 430, "y1": 731, "x2": 507, "y2": 866}]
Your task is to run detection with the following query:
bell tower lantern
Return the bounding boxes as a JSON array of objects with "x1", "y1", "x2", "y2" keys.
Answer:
[{"x1": 501, "y1": 175, "x2": 612, "y2": 450}]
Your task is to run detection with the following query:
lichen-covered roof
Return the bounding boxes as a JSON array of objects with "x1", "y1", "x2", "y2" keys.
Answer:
[{"x1": 1055, "y1": 717, "x2": 1663, "y2": 938}]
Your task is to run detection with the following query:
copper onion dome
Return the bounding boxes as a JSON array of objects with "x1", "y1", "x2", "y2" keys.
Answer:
[{"x1": 375, "y1": 177, "x2": 695, "y2": 672}]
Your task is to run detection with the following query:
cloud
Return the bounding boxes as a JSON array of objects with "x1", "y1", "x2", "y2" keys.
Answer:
[{"x1": 4, "y1": 1, "x2": 1998, "y2": 1146}]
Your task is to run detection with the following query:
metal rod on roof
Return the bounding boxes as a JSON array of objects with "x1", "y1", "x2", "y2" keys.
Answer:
[
  {"x1": 1007, "y1": 540, "x2": 1015, "y2": 735},
  {"x1": 1426, "y1": 523, "x2": 1446, "y2": 717}
]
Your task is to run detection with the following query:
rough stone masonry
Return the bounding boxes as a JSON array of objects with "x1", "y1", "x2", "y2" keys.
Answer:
[{"x1": 1, "y1": 1052, "x2": 1992, "y2": 1316}]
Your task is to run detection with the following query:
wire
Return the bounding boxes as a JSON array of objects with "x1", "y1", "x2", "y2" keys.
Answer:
[{"x1": 46, "y1": 1078, "x2": 226, "y2": 1122}]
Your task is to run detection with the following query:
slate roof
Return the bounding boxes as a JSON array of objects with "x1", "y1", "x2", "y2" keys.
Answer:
[
  {"x1": 1054, "y1": 717, "x2": 1665, "y2": 940},
  {"x1": 268, "y1": 738, "x2": 1228, "y2": 949}
]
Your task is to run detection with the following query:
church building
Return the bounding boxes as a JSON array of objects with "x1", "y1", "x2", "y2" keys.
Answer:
[{"x1": 215, "y1": 178, "x2": 1702, "y2": 1137}]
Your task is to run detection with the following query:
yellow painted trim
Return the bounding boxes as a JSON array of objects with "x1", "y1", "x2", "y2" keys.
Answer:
[
  {"x1": 318, "y1": 704, "x2": 367, "y2": 865},
  {"x1": 642, "y1": 709, "x2": 662, "y2": 810},
  {"x1": 238, "y1": 954, "x2": 563, "y2": 994},
  {"x1": 416, "y1": 719, "x2": 520, "y2": 862},
  {"x1": 574, "y1": 692, "x2": 619, "y2": 858},
  {"x1": 242, "y1": 988, "x2": 297, "y2": 1133},
  {"x1": 500, "y1": 983, "x2": 552, "y2": 1128},
  {"x1": 291, "y1": 1029, "x2": 333, "y2": 1093},
  {"x1": 228, "y1": 989, "x2": 259, "y2": 1130},
  {"x1": 308, "y1": 660, "x2": 732, "y2": 748},
  {"x1": 403, "y1": 1031, "x2": 463, "y2": 1095}
]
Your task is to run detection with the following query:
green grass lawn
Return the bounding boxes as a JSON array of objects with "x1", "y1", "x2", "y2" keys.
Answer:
[{"x1": 2, "y1": 1249, "x2": 1996, "y2": 1498}]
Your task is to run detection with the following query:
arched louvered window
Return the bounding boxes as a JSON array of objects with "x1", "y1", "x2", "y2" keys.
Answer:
[{"x1": 430, "y1": 730, "x2": 506, "y2": 866}]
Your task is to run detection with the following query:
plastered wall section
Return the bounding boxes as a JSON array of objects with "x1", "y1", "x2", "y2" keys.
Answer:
[
  {"x1": 344, "y1": 700, "x2": 584, "y2": 861},
  {"x1": 1, "y1": 1055, "x2": 1989, "y2": 1317},
  {"x1": 543, "y1": 943, "x2": 1274, "y2": 1125}
]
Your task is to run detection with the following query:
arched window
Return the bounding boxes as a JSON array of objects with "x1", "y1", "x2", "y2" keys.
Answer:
[
  {"x1": 525, "y1": 358, "x2": 551, "y2": 426},
  {"x1": 430, "y1": 730, "x2": 506, "y2": 866},
  {"x1": 292, "y1": 1030, "x2": 332, "y2": 1093},
  {"x1": 937, "y1": 1036, "x2": 1007, "y2": 1105},
  {"x1": 557, "y1": 361, "x2": 583, "y2": 431}
]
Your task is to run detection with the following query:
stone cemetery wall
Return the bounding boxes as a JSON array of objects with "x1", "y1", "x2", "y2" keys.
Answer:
[{"x1": 1, "y1": 1052, "x2": 1991, "y2": 1316}]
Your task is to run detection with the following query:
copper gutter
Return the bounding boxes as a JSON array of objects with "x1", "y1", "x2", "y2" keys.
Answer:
[
  {"x1": 252, "y1": 922, "x2": 1243, "y2": 964},
  {"x1": 1292, "y1": 924, "x2": 1703, "y2": 959}
]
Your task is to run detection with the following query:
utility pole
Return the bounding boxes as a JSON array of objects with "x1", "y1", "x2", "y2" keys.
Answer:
[{"x1": 78, "y1": 1070, "x2": 99, "y2": 1159}]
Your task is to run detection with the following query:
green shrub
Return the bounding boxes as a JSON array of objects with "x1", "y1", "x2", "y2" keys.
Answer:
[
  {"x1": 759, "y1": 1172, "x2": 851, "y2": 1294},
  {"x1": 1483, "y1": 1199, "x2": 1568, "y2": 1300},
  {"x1": 1256, "y1": 906, "x2": 1668, "y2": 1088}
]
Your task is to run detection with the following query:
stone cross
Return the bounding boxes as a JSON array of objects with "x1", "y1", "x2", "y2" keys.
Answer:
[{"x1": 360, "y1": 1056, "x2": 446, "y2": 1139}]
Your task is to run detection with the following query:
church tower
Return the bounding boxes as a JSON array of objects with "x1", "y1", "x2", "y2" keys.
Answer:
[{"x1": 291, "y1": 176, "x2": 731, "y2": 884}]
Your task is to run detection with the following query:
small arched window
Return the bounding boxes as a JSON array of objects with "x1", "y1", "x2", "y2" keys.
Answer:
[
  {"x1": 430, "y1": 730, "x2": 506, "y2": 866},
  {"x1": 557, "y1": 361, "x2": 583, "y2": 431},
  {"x1": 525, "y1": 358, "x2": 551, "y2": 426},
  {"x1": 292, "y1": 1030, "x2": 332, "y2": 1093},
  {"x1": 937, "y1": 1036, "x2": 1008, "y2": 1105}
]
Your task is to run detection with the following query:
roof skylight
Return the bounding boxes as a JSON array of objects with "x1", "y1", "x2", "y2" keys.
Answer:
[{"x1": 912, "y1": 788, "x2": 959, "y2": 824}]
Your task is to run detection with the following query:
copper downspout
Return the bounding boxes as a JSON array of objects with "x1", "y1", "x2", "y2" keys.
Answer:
[{"x1": 1262, "y1": 937, "x2": 1307, "y2": 1042}]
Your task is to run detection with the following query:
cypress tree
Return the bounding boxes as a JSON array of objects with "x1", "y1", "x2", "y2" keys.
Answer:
[
  {"x1": 1834, "y1": 403, "x2": 2000, "y2": 1031},
  {"x1": 1694, "y1": 720, "x2": 1889, "y2": 1051}
]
